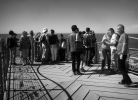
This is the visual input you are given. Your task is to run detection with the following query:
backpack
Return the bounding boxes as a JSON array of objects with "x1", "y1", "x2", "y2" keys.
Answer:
[{"x1": 75, "y1": 33, "x2": 84, "y2": 52}]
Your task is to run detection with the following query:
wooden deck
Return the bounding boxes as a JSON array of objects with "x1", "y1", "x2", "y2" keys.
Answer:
[{"x1": 6, "y1": 59, "x2": 138, "y2": 100}]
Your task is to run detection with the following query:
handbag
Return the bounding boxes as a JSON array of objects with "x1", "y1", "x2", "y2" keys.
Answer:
[{"x1": 75, "y1": 34, "x2": 84, "y2": 52}]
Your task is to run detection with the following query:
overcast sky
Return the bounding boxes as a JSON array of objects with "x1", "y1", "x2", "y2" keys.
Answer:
[{"x1": 0, "y1": 0, "x2": 138, "y2": 33}]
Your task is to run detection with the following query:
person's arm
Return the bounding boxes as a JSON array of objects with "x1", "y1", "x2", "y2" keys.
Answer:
[{"x1": 121, "y1": 34, "x2": 128, "y2": 55}]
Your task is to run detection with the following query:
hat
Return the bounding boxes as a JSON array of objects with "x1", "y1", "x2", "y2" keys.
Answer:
[{"x1": 42, "y1": 27, "x2": 48, "y2": 33}]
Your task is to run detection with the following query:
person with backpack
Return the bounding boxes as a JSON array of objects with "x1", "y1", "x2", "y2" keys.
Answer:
[
  {"x1": 68, "y1": 25, "x2": 82, "y2": 75},
  {"x1": 19, "y1": 31, "x2": 31, "y2": 65}
]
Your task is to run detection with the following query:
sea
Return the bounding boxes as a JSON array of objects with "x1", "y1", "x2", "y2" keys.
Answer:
[{"x1": 0, "y1": 33, "x2": 138, "y2": 48}]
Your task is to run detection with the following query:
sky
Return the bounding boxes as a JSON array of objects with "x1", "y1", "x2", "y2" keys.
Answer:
[{"x1": 0, "y1": 0, "x2": 138, "y2": 34}]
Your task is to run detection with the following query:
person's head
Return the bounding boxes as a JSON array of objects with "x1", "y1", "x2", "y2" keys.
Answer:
[
  {"x1": 60, "y1": 34, "x2": 63, "y2": 38},
  {"x1": 86, "y1": 27, "x2": 90, "y2": 33},
  {"x1": 51, "y1": 29, "x2": 55, "y2": 35},
  {"x1": 22, "y1": 31, "x2": 28, "y2": 37},
  {"x1": 42, "y1": 27, "x2": 48, "y2": 34},
  {"x1": 30, "y1": 30, "x2": 34, "y2": 36},
  {"x1": 13, "y1": 33, "x2": 17, "y2": 37},
  {"x1": 82, "y1": 31, "x2": 86, "y2": 34},
  {"x1": 71, "y1": 25, "x2": 78, "y2": 33},
  {"x1": 9, "y1": 30, "x2": 14, "y2": 36},
  {"x1": 76, "y1": 28, "x2": 79, "y2": 33},
  {"x1": 108, "y1": 28, "x2": 115, "y2": 36},
  {"x1": 78, "y1": 31, "x2": 83, "y2": 37},
  {"x1": 117, "y1": 24, "x2": 125, "y2": 35}
]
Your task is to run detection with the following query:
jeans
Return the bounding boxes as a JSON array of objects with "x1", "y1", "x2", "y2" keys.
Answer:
[
  {"x1": 51, "y1": 44, "x2": 57, "y2": 61},
  {"x1": 71, "y1": 52, "x2": 81, "y2": 73},
  {"x1": 118, "y1": 55, "x2": 132, "y2": 84},
  {"x1": 90, "y1": 47, "x2": 95, "y2": 63},
  {"x1": 101, "y1": 49, "x2": 111, "y2": 69},
  {"x1": 84, "y1": 48, "x2": 92, "y2": 66}
]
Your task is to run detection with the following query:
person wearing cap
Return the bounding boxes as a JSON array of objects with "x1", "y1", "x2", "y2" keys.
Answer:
[
  {"x1": 39, "y1": 28, "x2": 51, "y2": 64},
  {"x1": 68, "y1": 25, "x2": 81, "y2": 75},
  {"x1": 7, "y1": 30, "x2": 18, "y2": 65},
  {"x1": 49, "y1": 29, "x2": 59, "y2": 63}
]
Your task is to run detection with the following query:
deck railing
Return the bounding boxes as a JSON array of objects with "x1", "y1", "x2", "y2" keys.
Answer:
[{"x1": 0, "y1": 38, "x2": 9, "y2": 100}]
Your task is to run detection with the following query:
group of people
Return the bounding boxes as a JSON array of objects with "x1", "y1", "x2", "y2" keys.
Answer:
[
  {"x1": 7, "y1": 28, "x2": 67, "y2": 65},
  {"x1": 68, "y1": 24, "x2": 132, "y2": 87},
  {"x1": 68, "y1": 25, "x2": 96, "y2": 75},
  {"x1": 101, "y1": 24, "x2": 132, "y2": 87},
  {"x1": 6, "y1": 23, "x2": 132, "y2": 87}
]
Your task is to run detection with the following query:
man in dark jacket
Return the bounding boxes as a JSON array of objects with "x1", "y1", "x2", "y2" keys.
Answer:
[
  {"x1": 68, "y1": 25, "x2": 81, "y2": 75},
  {"x1": 7, "y1": 30, "x2": 17, "y2": 64}
]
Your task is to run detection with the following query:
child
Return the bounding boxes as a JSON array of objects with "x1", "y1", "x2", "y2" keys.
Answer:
[{"x1": 19, "y1": 31, "x2": 31, "y2": 65}]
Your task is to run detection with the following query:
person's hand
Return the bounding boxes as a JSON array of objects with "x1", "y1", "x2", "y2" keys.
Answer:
[{"x1": 120, "y1": 54, "x2": 123, "y2": 60}]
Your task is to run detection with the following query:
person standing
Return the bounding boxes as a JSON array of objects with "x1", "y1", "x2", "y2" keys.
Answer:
[
  {"x1": 49, "y1": 29, "x2": 59, "y2": 63},
  {"x1": 117, "y1": 24, "x2": 132, "y2": 87},
  {"x1": 39, "y1": 28, "x2": 51, "y2": 64},
  {"x1": 89, "y1": 30, "x2": 97, "y2": 64},
  {"x1": 59, "y1": 34, "x2": 67, "y2": 61},
  {"x1": 101, "y1": 28, "x2": 114, "y2": 74},
  {"x1": 19, "y1": 31, "x2": 31, "y2": 65},
  {"x1": 7, "y1": 30, "x2": 17, "y2": 65},
  {"x1": 68, "y1": 25, "x2": 81, "y2": 75}
]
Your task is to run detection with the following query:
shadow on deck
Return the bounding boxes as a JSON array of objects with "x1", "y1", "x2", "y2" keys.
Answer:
[{"x1": 5, "y1": 58, "x2": 138, "y2": 100}]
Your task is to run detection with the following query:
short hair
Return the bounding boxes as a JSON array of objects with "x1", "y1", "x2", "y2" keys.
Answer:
[
  {"x1": 9, "y1": 30, "x2": 14, "y2": 35},
  {"x1": 71, "y1": 25, "x2": 77, "y2": 32},
  {"x1": 51, "y1": 29, "x2": 55, "y2": 33},
  {"x1": 118, "y1": 24, "x2": 125, "y2": 32},
  {"x1": 86, "y1": 27, "x2": 90, "y2": 32},
  {"x1": 61, "y1": 34, "x2": 63, "y2": 37},
  {"x1": 108, "y1": 28, "x2": 115, "y2": 33}
]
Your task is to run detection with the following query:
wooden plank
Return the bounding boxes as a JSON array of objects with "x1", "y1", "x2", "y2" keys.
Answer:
[
  {"x1": 84, "y1": 91, "x2": 100, "y2": 100},
  {"x1": 102, "y1": 97, "x2": 129, "y2": 100},
  {"x1": 54, "y1": 81, "x2": 82, "y2": 100},
  {"x1": 94, "y1": 91, "x2": 138, "y2": 100},
  {"x1": 84, "y1": 85, "x2": 138, "y2": 95},
  {"x1": 72, "y1": 86, "x2": 89, "y2": 100},
  {"x1": 77, "y1": 81, "x2": 138, "y2": 89}
]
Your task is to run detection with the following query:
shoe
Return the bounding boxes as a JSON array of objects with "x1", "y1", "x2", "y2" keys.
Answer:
[
  {"x1": 118, "y1": 81, "x2": 125, "y2": 85},
  {"x1": 80, "y1": 68, "x2": 86, "y2": 72},
  {"x1": 124, "y1": 83, "x2": 132, "y2": 87}
]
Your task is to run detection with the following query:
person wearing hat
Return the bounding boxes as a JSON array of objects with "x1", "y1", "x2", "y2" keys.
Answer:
[
  {"x1": 7, "y1": 30, "x2": 18, "y2": 65},
  {"x1": 39, "y1": 28, "x2": 51, "y2": 64}
]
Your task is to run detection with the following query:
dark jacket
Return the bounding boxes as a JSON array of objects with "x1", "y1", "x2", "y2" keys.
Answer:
[
  {"x1": 49, "y1": 34, "x2": 59, "y2": 45},
  {"x1": 7, "y1": 36, "x2": 18, "y2": 48}
]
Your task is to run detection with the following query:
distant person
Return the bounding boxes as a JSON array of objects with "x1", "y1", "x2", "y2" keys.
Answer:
[
  {"x1": 59, "y1": 34, "x2": 67, "y2": 61},
  {"x1": 83, "y1": 27, "x2": 92, "y2": 66},
  {"x1": 0, "y1": 37, "x2": 5, "y2": 53},
  {"x1": 89, "y1": 30, "x2": 97, "y2": 64},
  {"x1": 117, "y1": 24, "x2": 132, "y2": 87},
  {"x1": 7, "y1": 30, "x2": 17, "y2": 65},
  {"x1": 101, "y1": 28, "x2": 114, "y2": 74},
  {"x1": 110, "y1": 31, "x2": 120, "y2": 73},
  {"x1": 28, "y1": 30, "x2": 35, "y2": 63},
  {"x1": 68, "y1": 25, "x2": 81, "y2": 75},
  {"x1": 39, "y1": 28, "x2": 51, "y2": 64},
  {"x1": 19, "y1": 31, "x2": 31, "y2": 65},
  {"x1": 49, "y1": 29, "x2": 59, "y2": 63}
]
